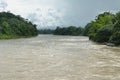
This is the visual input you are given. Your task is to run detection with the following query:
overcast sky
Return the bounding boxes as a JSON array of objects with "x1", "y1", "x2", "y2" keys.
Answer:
[{"x1": 0, "y1": 0, "x2": 120, "y2": 29}]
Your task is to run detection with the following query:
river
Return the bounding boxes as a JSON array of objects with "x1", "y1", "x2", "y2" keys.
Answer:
[{"x1": 0, "y1": 35, "x2": 120, "y2": 80}]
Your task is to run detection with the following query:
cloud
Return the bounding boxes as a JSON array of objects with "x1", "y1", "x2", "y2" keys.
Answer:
[
  {"x1": 27, "y1": 8, "x2": 65, "y2": 29},
  {"x1": 0, "y1": 0, "x2": 7, "y2": 11},
  {"x1": 2, "y1": 0, "x2": 120, "y2": 28}
]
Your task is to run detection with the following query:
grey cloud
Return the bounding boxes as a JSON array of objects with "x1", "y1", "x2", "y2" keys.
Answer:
[
  {"x1": 0, "y1": 0, "x2": 7, "y2": 11},
  {"x1": 55, "y1": 0, "x2": 120, "y2": 26},
  {"x1": 5, "y1": 0, "x2": 120, "y2": 28},
  {"x1": 27, "y1": 8, "x2": 65, "y2": 29},
  {"x1": 27, "y1": 13, "x2": 38, "y2": 22}
]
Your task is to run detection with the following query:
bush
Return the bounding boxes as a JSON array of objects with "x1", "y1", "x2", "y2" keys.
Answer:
[
  {"x1": 94, "y1": 25, "x2": 113, "y2": 42},
  {"x1": 89, "y1": 33, "x2": 96, "y2": 40},
  {"x1": 110, "y1": 31, "x2": 120, "y2": 45}
]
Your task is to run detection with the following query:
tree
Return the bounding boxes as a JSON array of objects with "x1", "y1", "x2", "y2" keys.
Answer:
[
  {"x1": 0, "y1": 12, "x2": 38, "y2": 39},
  {"x1": 110, "y1": 31, "x2": 120, "y2": 45},
  {"x1": 84, "y1": 12, "x2": 115, "y2": 42},
  {"x1": 95, "y1": 24, "x2": 113, "y2": 42},
  {"x1": 54, "y1": 26, "x2": 84, "y2": 36}
]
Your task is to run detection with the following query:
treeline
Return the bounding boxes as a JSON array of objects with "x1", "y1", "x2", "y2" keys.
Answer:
[
  {"x1": 54, "y1": 26, "x2": 84, "y2": 36},
  {"x1": 84, "y1": 12, "x2": 120, "y2": 45},
  {"x1": 38, "y1": 26, "x2": 84, "y2": 36},
  {"x1": 0, "y1": 12, "x2": 38, "y2": 39},
  {"x1": 38, "y1": 29, "x2": 54, "y2": 34}
]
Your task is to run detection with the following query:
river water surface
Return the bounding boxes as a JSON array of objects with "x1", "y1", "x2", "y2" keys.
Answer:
[{"x1": 0, "y1": 35, "x2": 120, "y2": 80}]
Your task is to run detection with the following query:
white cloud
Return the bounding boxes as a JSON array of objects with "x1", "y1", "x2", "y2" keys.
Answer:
[
  {"x1": 27, "y1": 8, "x2": 65, "y2": 29},
  {"x1": 0, "y1": 0, "x2": 7, "y2": 11},
  {"x1": 1, "y1": 0, "x2": 120, "y2": 28}
]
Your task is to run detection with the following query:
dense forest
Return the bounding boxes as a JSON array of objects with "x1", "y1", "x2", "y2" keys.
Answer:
[
  {"x1": 54, "y1": 26, "x2": 84, "y2": 36},
  {"x1": 0, "y1": 12, "x2": 38, "y2": 39},
  {"x1": 84, "y1": 12, "x2": 120, "y2": 45},
  {"x1": 38, "y1": 29, "x2": 54, "y2": 34},
  {"x1": 38, "y1": 26, "x2": 84, "y2": 36}
]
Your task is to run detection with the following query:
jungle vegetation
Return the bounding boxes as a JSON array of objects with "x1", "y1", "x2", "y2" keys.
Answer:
[{"x1": 0, "y1": 12, "x2": 38, "y2": 39}]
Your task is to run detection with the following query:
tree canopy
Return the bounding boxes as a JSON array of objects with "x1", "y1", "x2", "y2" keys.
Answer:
[
  {"x1": 84, "y1": 12, "x2": 120, "y2": 45},
  {"x1": 54, "y1": 26, "x2": 84, "y2": 36},
  {"x1": 0, "y1": 12, "x2": 38, "y2": 39}
]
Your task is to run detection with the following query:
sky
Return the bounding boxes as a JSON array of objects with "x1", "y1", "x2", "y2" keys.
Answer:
[{"x1": 0, "y1": 0, "x2": 120, "y2": 29}]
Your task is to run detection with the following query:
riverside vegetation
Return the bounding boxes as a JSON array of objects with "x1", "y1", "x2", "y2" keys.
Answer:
[
  {"x1": 38, "y1": 11, "x2": 120, "y2": 46},
  {"x1": 0, "y1": 12, "x2": 38, "y2": 39},
  {"x1": 0, "y1": 11, "x2": 119, "y2": 45},
  {"x1": 84, "y1": 12, "x2": 120, "y2": 46}
]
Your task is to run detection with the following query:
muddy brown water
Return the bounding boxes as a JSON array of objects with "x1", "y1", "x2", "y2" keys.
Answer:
[{"x1": 0, "y1": 35, "x2": 120, "y2": 80}]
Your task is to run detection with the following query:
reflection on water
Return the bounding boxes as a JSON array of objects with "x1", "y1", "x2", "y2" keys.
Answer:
[{"x1": 0, "y1": 35, "x2": 120, "y2": 80}]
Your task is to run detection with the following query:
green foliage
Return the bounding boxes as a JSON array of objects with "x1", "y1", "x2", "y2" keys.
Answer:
[
  {"x1": 94, "y1": 24, "x2": 114, "y2": 42},
  {"x1": 83, "y1": 22, "x2": 93, "y2": 36},
  {"x1": 54, "y1": 26, "x2": 84, "y2": 36},
  {"x1": 116, "y1": 11, "x2": 120, "y2": 20},
  {"x1": 95, "y1": 12, "x2": 115, "y2": 25},
  {"x1": 110, "y1": 31, "x2": 120, "y2": 45},
  {"x1": 89, "y1": 33, "x2": 96, "y2": 40},
  {"x1": 109, "y1": 12, "x2": 120, "y2": 45},
  {"x1": 84, "y1": 12, "x2": 114, "y2": 37},
  {"x1": 0, "y1": 34, "x2": 14, "y2": 39},
  {"x1": 38, "y1": 29, "x2": 54, "y2": 34},
  {"x1": 0, "y1": 12, "x2": 38, "y2": 39},
  {"x1": 84, "y1": 11, "x2": 120, "y2": 45}
]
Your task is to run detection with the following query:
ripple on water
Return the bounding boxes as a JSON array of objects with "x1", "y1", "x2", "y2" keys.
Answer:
[{"x1": 0, "y1": 35, "x2": 120, "y2": 80}]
